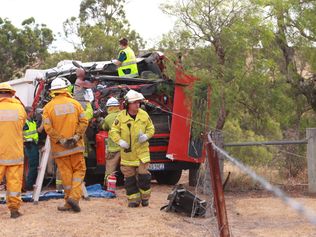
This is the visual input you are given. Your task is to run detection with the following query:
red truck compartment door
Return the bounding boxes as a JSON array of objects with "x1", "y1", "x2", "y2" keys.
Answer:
[{"x1": 166, "y1": 68, "x2": 200, "y2": 163}]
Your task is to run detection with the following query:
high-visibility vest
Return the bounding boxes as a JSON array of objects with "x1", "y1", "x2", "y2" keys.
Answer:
[
  {"x1": 67, "y1": 85, "x2": 74, "y2": 95},
  {"x1": 84, "y1": 102, "x2": 93, "y2": 121},
  {"x1": 23, "y1": 120, "x2": 39, "y2": 143},
  {"x1": 118, "y1": 46, "x2": 139, "y2": 78}
]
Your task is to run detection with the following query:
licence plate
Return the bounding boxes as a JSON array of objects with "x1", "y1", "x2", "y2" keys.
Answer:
[{"x1": 149, "y1": 163, "x2": 165, "y2": 171}]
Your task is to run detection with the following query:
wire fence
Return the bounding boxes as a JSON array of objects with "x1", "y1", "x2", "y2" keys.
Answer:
[
  {"x1": 207, "y1": 133, "x2": 316, "y2": 235},
  {"x1": 172, "y1": 158, "x2": 220, "y2": 237},
  {"x1": 153, "y1": 104, "x2": 315, "y2": 236},
  {"x1": 157, "y1": 105, "x2": 309, "y2": 163},
  {"x1": 189, "y1": 163, "x2": 219, "y2": 237}
]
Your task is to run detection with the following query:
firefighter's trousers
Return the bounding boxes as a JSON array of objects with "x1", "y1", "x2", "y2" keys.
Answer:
[
  {"x1": 55, "y1": 168, "x2": 63, "y2": 191},
  {"x1": 54, "y1": 153, "x2": 86, "y2": 203},
  {"x1": 24, "y1": 142, "x2": 39, "y2": 190},
  {"x1": 121, "y1": 162, "x2": 151, "y2": 204},
  {"x1": 104, "y1": 151, "x2": 120, "y2": 181},
  {"x1": 0, "y1": 165, "x2": 23, "y2": 211}
]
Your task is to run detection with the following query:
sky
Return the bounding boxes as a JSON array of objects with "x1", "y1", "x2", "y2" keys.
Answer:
[{"x1": 0, "y1": 0, "x2": 176, "y2": 52}]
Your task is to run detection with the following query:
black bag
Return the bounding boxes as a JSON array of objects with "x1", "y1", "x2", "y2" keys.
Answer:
[{"x1": 161, "y1": 185, "x2": 207, "y2": 217}]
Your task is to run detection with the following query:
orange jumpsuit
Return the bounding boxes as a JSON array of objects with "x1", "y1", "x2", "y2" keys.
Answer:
[
  {"x1": 0, "y1": 97, "x2": 26, "y2": 211},
  {"x1": 43, "y1": 91, "x2": 88, "y2": 204}
]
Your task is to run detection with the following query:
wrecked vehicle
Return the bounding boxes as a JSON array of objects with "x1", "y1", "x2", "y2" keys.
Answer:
[{"x1": 30, "y1": 52, "x2": 205, "y2": 186}]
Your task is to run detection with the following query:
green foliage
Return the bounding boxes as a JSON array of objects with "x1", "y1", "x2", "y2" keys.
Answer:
[
  {"x1": 160, "y1": 0, "x2": 315, "y2": 174},
  {"x1": 63, "y1": 0, "x2": 144, "y2": 61},
  {"x1": 224, "y1": 120, "x2": 275, "y2": 166},
  {"x1": 0, "y1": 17, "x2": 53, "y2": 81}
]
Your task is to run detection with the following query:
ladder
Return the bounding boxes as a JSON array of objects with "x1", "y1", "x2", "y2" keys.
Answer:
[
  {"x1": 32, "y1": 137, "x2": 89, "y2": 204},
  {"x1": 0, "y1": 182, "x2": 5, "y2": 203}
]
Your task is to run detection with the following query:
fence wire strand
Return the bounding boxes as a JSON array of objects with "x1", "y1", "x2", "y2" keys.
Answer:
[
  {"x1": 154, "y1": 103, "x2": 315, "y2": 234},
  {"x1": 157, "y1": 106, "x2": 307, "y2": 161},
  {"x1": 209, "y1": 138, "x2": 316, "y2": 226}
]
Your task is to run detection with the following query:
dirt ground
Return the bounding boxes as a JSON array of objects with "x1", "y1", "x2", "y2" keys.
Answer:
[
  {"x1": 226, "y1": 194, "x2": 316, "y2": 237},
  {"x1": 1, "y1": 175, "x2": 316, "y2": 237}
]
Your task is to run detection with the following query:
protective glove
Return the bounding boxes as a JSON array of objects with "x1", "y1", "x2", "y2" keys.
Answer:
[
  {"x1": 59, "y1": 138, "x2": 67, "y2": 146},
  {"x1": 111, "y1": 59, "x2": 119, "y2": 65},
  {"x1": 65, "y1": 139, "x2": 76, "y2": 149},
  {"x1": 73, "y1": 134, "x2": 81, "y2": 142},
  {"x1": 97, "y1": 117, "x2": 105, "y2": 129},
  {"x1": 65, "y1": 134, "x2": 81, "y2": 148},
  {"x1": 59, "y1": 138, "x2": 74, "y2": 149},
  {"x1": 119, "y1": 139, "x2": 129, "y2": 149},
  {"x1": 138, "y1": 133, "x2": 148, "y2": 143}
]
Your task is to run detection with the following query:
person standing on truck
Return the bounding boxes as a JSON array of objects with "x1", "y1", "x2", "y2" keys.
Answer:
[
  {"x1": 100, "y1": 97, "x2": 121, "y2": 189},
  {"x1": 23, "y1": 106, "x2": 44, "y2": 191},
  {"x1": 74, "y1": 68, "x2": 94, "y2": 158},
  {"x1": 110, "y1": 90, "x2": 155, "y2": 207},
  {"x1": 112, "y1": 38, "x2": 139, "y2": 78},
  {"x1": 43, "y1": 77, "x2": 88, "y2": 213},
  {"x1": 0, "y1": 83, "x2": 27, "y2": 218},
  {"x1": 74, "y1": 67, "x2": 97, "y2": 112}
]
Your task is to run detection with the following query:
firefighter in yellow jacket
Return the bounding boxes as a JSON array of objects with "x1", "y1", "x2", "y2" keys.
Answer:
[
  {"x1": 43, "y1": 77, "x2": 88, "y2": 212},
  {"x1": 101, "y1": 97, "x2": 121, "y2": 189},
  {"x1": 0, "y1": 83, "x2": 26, "y2": 218},
  {"x1": 110, "y1": 90, "x2": 155, "y2": 207}
]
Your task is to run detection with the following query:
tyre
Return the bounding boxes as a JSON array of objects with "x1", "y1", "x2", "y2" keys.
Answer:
[{"x1": 154, "y1": 170, "x2": 182, "y2": 185}]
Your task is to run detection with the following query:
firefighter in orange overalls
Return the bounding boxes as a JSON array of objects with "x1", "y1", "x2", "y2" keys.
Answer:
[
  {"x1": 43, "y1": 77, "x2": 88, "y2": 212},
  {"x1": 0, "y1": 83, "x2": 27, "y2": 218}
]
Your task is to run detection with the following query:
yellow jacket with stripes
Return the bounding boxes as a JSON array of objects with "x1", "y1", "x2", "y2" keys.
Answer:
[
  {"x1": 109, "y1": 108, "x2": 155, "y2": 166},
  {"x1": 0, "y1": 97, "x2": 26, "y2": 165},
  {"x1": 43, "y1": 92, "x2": 88, "y2": 158}
]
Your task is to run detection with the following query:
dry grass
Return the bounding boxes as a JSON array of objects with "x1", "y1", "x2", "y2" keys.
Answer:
[{"x1": 223, "y1": 162, "x2": 308, "y2": 192}]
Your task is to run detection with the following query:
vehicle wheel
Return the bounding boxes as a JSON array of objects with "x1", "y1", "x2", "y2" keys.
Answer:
[
  {"x1": 189, "y1": 167, "x2": 200, "y2": 187},
  {"x1": 154, "y1": 170, "x2": 182, "y2": 185}
]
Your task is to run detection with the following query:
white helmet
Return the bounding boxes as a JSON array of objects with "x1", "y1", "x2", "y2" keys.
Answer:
[
  {"x1": 50, "y1": 77, "x2": 71, "y2": 90},
  {"x1": 125, "y1": 90, "x2": 144, "y2": 103},
  {"x1": 106, "y1": 97, "x2": 120, "y2": 107}
]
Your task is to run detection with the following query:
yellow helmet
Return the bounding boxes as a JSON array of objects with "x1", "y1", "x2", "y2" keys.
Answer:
[{"x1": 0, "y1": 83, "x2": 16, "y2": 95}]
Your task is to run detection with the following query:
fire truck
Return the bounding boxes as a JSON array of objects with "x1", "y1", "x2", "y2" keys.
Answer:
[{"x1": 26, "y1": 52, "x2": 206, "y2": 186}]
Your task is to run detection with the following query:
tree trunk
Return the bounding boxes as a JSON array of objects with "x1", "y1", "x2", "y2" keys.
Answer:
[
  {"x1": 212, "y1": 36, "x2": 229, "y2": 130},
  {"x1": 275, "y1": 9, "x2": 316, "y2": 112}
]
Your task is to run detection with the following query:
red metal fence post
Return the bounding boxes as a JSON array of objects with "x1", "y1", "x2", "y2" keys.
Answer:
[{"x1": 207, "y1": 134, "x2": 230, "y2": 237}]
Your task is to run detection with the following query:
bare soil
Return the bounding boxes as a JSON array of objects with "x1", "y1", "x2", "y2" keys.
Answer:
[{"x1": 1, "y1": 175, "x2": 316, "y2": 237}]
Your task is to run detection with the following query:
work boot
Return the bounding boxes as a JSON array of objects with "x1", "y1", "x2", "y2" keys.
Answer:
[
  {"x1": 141, "y1": 199, "x2": 149, "y2": 207},
  {"x1": 67, "y1": 198, "x2": 81, "y2": 212},
  {"x1": 57, "y1": 204, "x2": 72, "y2": 212},
  {"x1": 10, "y1": 209, "x2": 22, "y2": 219},
  {"x1": 128, "y1": 201, "x2": 140, "y2": 208}
]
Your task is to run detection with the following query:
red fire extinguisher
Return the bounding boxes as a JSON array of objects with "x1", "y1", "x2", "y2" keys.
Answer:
[{"x1": 107, "y1": 173, "x2": 117, "y2": 194}]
